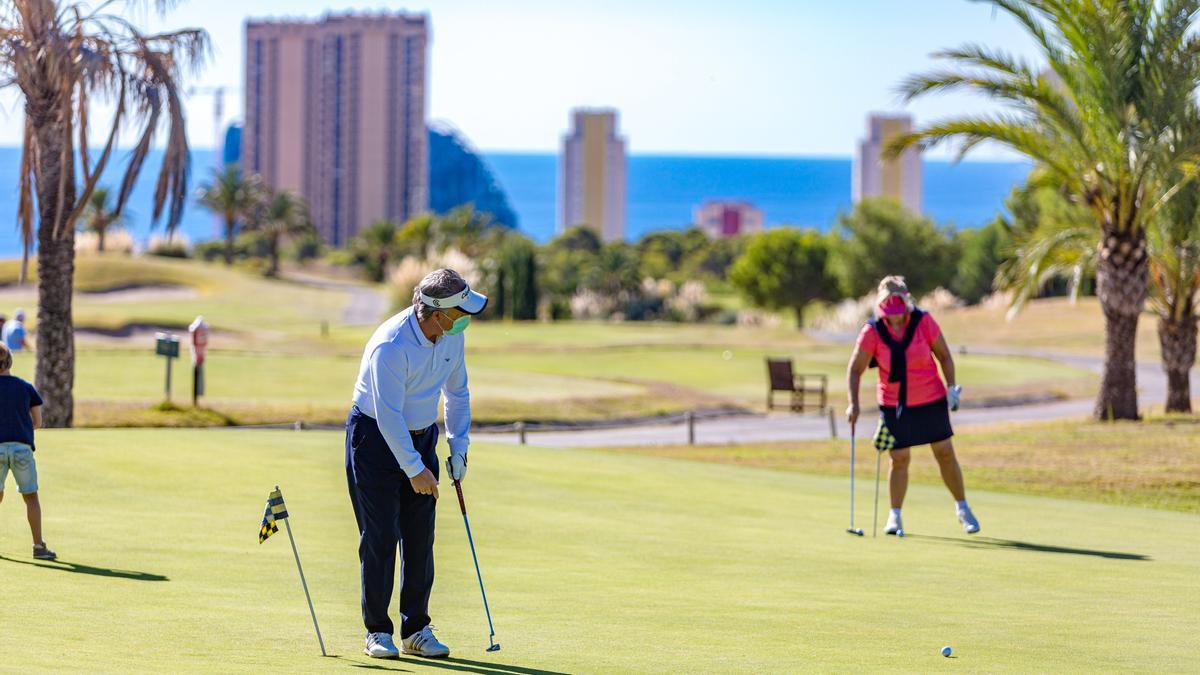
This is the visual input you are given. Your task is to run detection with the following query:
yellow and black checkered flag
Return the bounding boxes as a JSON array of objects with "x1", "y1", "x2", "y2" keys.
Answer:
[
  {"x1": 258, "y1": 488, "x2": 289, "y2": 544},
  {"x1": 255, "y1": 485, "x2": 326, "y2": 656},
  {"x1": 874, "y1": 419, "x2": 897, "y2": 453}
]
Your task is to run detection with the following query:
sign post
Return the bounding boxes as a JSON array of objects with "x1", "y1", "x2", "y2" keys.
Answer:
[
  {"x1": 155, "y1": 332, "x2": 181, "y2": 402},
  {"x1": 189, "y1": 316, "x2": 209, "y2": 407}
]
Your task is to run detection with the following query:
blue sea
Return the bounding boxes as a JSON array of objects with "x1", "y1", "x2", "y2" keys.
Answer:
[{"x1": 0, "y1": 147, "x2": 1030, "y2": 258}]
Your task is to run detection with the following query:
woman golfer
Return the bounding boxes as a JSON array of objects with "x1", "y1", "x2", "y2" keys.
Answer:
[{"x1": 845, "y1": 276, "x2": 980, "y2": 535}]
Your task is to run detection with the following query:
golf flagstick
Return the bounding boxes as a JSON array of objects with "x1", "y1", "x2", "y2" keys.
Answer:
[
  {"x1": 447, "y1": 459, "x2": 501, "y2": 652},
  {"x1": 278, "y1": 486, "x2": 327, "y2": 657}
]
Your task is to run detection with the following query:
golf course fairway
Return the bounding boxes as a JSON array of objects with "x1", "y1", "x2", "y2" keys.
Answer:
[{"x1": 0, "y1": 428, "x2": 1195, "y2": 673}]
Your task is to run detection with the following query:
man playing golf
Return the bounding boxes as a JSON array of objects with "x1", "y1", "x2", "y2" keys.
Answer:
[
  {"x1": 845, "y1": 276, "x2": 980, "y2": 535},
  {"x1": 346, "y1": 269, "x2": 487, "y2": 660}
]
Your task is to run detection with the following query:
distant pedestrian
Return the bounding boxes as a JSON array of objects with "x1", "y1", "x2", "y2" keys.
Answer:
[
  {"x1": 0, "y1": 343, "x2": 55, "y2": 560},
  {"x1": 2, "y1": 309, "x2": 30, "y2": 352},
  {"x1": 845, "y1": 276, "x2": 980, "y2": 535},
  {"x1": 346, "y1": 268, "x2": 488, "y2": 660}
]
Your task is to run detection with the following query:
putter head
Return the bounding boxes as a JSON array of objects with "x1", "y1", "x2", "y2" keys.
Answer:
[
  {"x1": 487, "y1": 643, "x2": 502, "y2": 652},
  {"x1": 846, "y1": 528, "x2": 864, "y2": 536}
]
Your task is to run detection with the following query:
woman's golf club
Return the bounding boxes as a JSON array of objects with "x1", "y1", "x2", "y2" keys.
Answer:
[
  {"x1": 846, "y1": 422, "x2": 864, "y2": 536},
  {"x1": 447, "y1": 459, "x2": 501, "y2": 652}
]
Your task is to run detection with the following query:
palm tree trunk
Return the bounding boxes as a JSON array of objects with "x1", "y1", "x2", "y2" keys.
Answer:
[
  {"x1": 224, "y1": 217, "x2": 235, "y2": 266},
  {"x1": 97, "y1": 225, "x2": 106, "y2": 252},
  {"x1": 1158, "y1": 313, "x2": 1197, "y2": 414},
  {"x1": 1093, "y1": 228, "x2": 1148, "y2": 420},
  {"x1": 32, "y1": 111, "x2": 76, "y2": 428}
]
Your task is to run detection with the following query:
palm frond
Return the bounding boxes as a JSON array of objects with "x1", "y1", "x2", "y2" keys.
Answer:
[{"x1": 906, "y1": 0, "x2": 1200, "y2": 240}]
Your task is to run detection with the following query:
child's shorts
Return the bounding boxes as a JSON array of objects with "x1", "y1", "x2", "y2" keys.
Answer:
[{"x1": 0, "y1": 442, "x2": 38, "y2": 494}]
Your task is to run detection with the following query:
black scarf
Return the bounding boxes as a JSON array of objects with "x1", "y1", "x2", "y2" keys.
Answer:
[{"x1": 869, "y1": 309, "x2": 925, "y2": 417}]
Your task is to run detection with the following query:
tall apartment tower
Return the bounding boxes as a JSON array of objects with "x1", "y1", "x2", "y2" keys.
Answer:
[
  {"x1": 559, "y1": 109, "x2": 627, "y2": 242},
  {"x1": 852, "y1": 113, "x2": 922, "y2": 213},
  {"x1": 243, "y1": 12, "x2": 428, "y2": 246}
]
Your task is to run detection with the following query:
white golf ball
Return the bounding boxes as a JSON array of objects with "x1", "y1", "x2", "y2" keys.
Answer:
[
  {"x1": 721, "y1": 350, "x2": 732, "y2": 361},
  {"x1": 941, "y1": 646, "x2": 952, "y2": 657}
]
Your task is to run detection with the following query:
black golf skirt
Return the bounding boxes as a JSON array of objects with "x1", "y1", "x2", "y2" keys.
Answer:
[{"x1": 879, "y1": 397, "x2": 954, "y2": 449}]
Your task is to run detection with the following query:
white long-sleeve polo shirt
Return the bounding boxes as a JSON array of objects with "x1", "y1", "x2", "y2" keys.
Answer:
[{"x1": 351, "y1": 306, "x2": 471, "y2": 478}]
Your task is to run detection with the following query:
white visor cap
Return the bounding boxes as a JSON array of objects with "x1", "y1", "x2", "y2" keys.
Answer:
[{"x1": 419, "y1": 284, "x2": 489, "y2": 315}]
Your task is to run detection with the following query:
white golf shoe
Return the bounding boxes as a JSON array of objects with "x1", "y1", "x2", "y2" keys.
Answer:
[
  {"x1": 364, "y1": 632, "x2": 399, "y2": 659},
  {"x1": 884, "y1": 511, "x2": 903, "y2": 536},
  {"x1": 402, "y1": 625, "x2": 450, "y2": 658},
  {"x1": 957, "y1": 505, "x2": 981, "y2": 534}
]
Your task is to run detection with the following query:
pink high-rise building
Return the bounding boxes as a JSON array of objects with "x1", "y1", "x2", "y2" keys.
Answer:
[
  {"x1": 243, "y1": 12, "x2": 429, "y2": 246},
  {"x1": 694, "y1": 200, "x2": 764, "y2": 238}
]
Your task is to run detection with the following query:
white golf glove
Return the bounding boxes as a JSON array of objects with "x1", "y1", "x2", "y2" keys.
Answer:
[
  {"x1": 948, "y1": 385, "x2": 963, "y2": 412},
  {"x1": 449, "y1": 451, "x2": 468, "y2": 482}
]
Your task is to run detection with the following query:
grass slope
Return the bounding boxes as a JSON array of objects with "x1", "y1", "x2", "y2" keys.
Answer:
[
  {"x1": 1, "y1": 429, "x2": 1196, "y2": 672},
  {"x1": 934, "y1": 296, "x2": 1178, "y2": 363}
]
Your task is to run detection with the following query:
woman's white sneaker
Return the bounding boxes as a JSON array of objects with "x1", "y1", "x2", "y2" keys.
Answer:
[
  {"x1": 402, "y1": 625, "x2": 450, "y2": 658},
  {"x1": 957, "y1": 506, "x2": 981, "y2": 534},
  {"x1": 884, "y1": 511, "x2": 903, "y2": 535},
  {"x1": 364, "y1": 632, "x2": 399, "y2": 659}
]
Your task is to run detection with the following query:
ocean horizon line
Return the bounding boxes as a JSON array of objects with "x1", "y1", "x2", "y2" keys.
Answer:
[{"x1": 0, "y1": 143, "x2": 1031, "y2": 166}]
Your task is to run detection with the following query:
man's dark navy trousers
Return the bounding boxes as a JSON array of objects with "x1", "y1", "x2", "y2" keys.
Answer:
[{"x1": 345, "y1": 405, "x2": 439, "y2": 638}]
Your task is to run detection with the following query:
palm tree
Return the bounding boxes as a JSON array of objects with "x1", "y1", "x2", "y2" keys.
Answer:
[
  {"x1": 1, "y1": 0, "x2": 208, "y2": 427},
  {"x1": 198, "y1": 165, "x2": 261, "y2": 266},
  {"x1": 998, "y1": 168, "x2": 1200, "y2": 413},
  {"x1": 249, "y1": 189, "x2": 313, "y2": 277},
  {"x1": 77, "y1": 187, "x2": 125, "y2": 252},
  {"x1": 891, "y1": 0, "x2": 1200, "y2": 420},
  {"x1": 351, "y1": 220, "x2": 402, "y2": 282},
  {"x1": 995, "y1": 177, "x2": 1097, "y2": 317},
  {"x1": 1150, "y1": 177, "x2": 1200, "y2": 413}
]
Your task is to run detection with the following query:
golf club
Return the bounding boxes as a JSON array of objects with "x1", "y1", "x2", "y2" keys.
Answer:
[
  {"x1": 447, "y1": 459, "x2": 501, "y2": 652},
  {"x1": 872, "y1": 445, "x2": 882, "y2": 538},
  {"x1": 846, "y1": 421, "x2": 863, "y2": 536}
]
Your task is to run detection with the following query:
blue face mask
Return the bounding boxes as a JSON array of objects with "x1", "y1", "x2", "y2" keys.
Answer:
[{"x1": 442, "y1": 315, "x2": 470, "y2": 336}]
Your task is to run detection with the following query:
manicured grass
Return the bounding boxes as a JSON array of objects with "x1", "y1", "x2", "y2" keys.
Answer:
[
  {"x1": 7, "y1": 349, "x2": 653, "y2": 426},
  {"x1": 599, "y1": 418, "x2": 1200, "y2": 513},
  {"x1": 0, "y1": 428, "x2": 1196, "y2": 672},
  {"x1": 469, "y1": 342, "x2": 1096, "y2": 407},
  {"x1": 7, "y1": 339, "x2": 1093, "y2": 427}
]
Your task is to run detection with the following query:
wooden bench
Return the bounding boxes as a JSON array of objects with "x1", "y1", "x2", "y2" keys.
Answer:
[{"x1": 765, "y1": 358, "x2": 828, "y2": 413}]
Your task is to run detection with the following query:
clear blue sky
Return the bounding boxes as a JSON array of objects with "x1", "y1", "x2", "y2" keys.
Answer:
[{"x1": 0, "y1": 0, "x2": 1041, "y2": 158}]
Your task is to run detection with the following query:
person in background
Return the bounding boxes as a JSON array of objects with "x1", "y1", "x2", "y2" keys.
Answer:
[
  {"x1": 0, "y1": 313, "x2": 7, "y2": 336},
  {"x1": 0, "y1": 343, "x2": 55, "y2": 560},
  {"x1": 2, "y1": 309, "x2": 31, "y2": 352},
  {"x1": 845, "y1": 276, "x2": 980, "y2": 535}
]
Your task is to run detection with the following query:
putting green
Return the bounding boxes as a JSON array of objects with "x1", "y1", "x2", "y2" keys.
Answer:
[{"x1": 0, "y1": 429, "x2": 1195, "y2": 672}]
